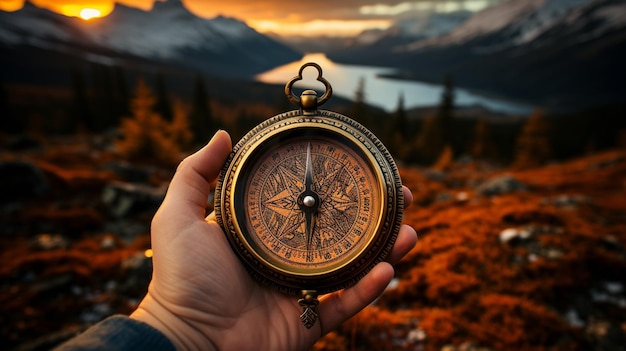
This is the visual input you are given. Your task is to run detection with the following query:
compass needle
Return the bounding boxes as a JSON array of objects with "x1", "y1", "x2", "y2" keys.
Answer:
[
  {"x1": 302, "y1": 142, "x2": 318, "y2": 258},
  {"x1": 214, "y1": 62, "x2": 403, "y2": 329}
]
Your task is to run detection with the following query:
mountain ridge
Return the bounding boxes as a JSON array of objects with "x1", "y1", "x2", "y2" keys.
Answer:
[
  {"x1": 328, "y1": 0, "x2": 626, "y2": 111},
  {"x1": 0, "y1": 0, "x2": 301, "y2": 80}
]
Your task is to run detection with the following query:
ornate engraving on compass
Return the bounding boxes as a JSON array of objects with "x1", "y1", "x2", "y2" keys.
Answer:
[{"x1": 243, "y1": 134, "x2": 381, "y2": 271}]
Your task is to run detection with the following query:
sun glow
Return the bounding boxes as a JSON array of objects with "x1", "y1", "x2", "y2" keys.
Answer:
[
  {"x1": 250, "y1": 19, "x2": 393, "y2": 37},
  {"x1": 79, "y1": 8, "x2": 102, "y2": 20}
]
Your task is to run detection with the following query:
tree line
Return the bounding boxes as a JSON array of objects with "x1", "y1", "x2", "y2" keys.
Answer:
[
  {"x1": 1, "y1": 65, "x2": 624, "y2": 168},
  {"x1": 350, "y1": 75, "x2": 626, "y2": 169}
]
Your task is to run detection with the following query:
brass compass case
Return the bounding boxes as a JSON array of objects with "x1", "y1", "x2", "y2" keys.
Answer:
[{"x1": 214, "y1": 63, "x2": 403, "y2": 328}]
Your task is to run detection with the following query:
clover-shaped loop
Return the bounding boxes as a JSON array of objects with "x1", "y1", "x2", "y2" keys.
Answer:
[{"x1": 284, "y1": 62, "x2": 333, "y2": 109}]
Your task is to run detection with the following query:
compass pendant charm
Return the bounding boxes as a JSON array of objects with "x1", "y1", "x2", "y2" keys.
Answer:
[{"x1": 214, "y1": 62, "x2": 403, "y2": 329}]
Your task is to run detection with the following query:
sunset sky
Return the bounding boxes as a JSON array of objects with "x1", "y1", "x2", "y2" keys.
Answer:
[{"x1": 0, "y1": 0, "x2": 502, "y2": 36}]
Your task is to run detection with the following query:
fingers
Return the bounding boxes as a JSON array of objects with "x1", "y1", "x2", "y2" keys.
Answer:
[
  {"x1": 386, "y1": 224, "x2": 417, "y2": 265},
  {"x1": 402, "y1": 185, "x2": 413, "y2": 208},
  {"x1": 158, "y1": 130, "x2": 232, "y2": 222},
  {"x1": 317, "y1": 262, "x2": 394, "y2": 335}
]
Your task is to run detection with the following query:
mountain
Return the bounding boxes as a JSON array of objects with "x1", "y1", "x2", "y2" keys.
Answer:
[
  {"x1": 329, "y1": 0, "x2": 626, "y2": 111},
  {"x1": 0, "y1": 0, "x2": 301, "y2": 82},
  {"x1": 275, "y1": 11, "x2": 471, "y2": 54},
  {"x1": 404, "y1": 0, "x2": 591, "y2": 51},
  {"x1": 347, "y1": 10, "x2": 473, "y2": 48}
]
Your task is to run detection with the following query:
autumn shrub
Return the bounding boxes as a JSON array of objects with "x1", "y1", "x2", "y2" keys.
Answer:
[
  {"x1": 513, "y1": 109, "x2": 551, "y2": 169},
  {"x1": 464, "y1": 294, "x2": 578, "y2": 350},
  {"x1": 116, "y1": 79, "x2": 186, "y2": 166}
]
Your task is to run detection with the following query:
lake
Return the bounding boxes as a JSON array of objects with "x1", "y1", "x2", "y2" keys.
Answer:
[{"x1": 256, "y1": 53, "x2": 532, "y2": 115}]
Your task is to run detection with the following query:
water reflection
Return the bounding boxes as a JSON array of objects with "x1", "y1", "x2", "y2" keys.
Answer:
[{"x1": 256, "y1": 53, "x2": 531, "y2": 115}]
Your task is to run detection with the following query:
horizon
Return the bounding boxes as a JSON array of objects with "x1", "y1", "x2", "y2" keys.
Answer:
[{"x1": 0, "y1": 0, "x2": 503, "y2": 37}]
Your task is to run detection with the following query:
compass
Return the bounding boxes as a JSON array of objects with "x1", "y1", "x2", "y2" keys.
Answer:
[{"x1": 214, "y1": 63, "x2": 403, "y2": 329}]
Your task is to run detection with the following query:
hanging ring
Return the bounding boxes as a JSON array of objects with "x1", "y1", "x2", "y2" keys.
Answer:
[{"x1": 284, "y1": 62, "x2": 333, "y2": 109}]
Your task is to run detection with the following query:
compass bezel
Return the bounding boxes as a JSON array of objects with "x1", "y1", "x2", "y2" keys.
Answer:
[{"x1": 214, "y1": 109, "x2": 403, "y2": 295}]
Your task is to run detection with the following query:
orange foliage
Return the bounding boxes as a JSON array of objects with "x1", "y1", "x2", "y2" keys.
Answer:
[{"x1": 315, "y1": 149, "x2": 626, "y2": 351}]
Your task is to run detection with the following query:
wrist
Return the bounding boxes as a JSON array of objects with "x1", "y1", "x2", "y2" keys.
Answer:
[{"x1": 130, "y1": 292, "x2": 217, "y2": 351}]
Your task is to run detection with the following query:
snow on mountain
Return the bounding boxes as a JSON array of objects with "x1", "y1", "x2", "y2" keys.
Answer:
[
  {"x1": 405, "y1": 0, "x2": 593, "y2": 52},
  {"x1": 327, "y1": 0, "x2": 625, "y2": 110},
  {"x1": 594, "y1": 0, "x2": 626, "y2": 27},
  {"x1": 347, "y1": 10, "x2": 472, "y2": 48},
  {"x1": 514, "y1": 0, "x2": 590, "y2": 44},
  {"x1": 87, "y1": 0, "x2": 258, "y2": 58},
  {"x1": 394, "y1": 10, "x2": 473, "y2": 39},
  {"x1": 0, "y1": 2, "x2": 91, "y2": 47},
  {"x1": 0, "y1": 0, "x2": 300, "y2": 77}
]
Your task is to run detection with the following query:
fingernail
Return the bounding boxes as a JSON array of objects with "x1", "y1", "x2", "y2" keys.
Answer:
[{"x1": 209, "y1": 129, "x2": 223, "y2": 143}]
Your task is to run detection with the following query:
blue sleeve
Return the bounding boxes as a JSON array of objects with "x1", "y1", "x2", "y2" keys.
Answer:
[{"x1": 53, "y1": 315, "x2": 176, "y2": 351}]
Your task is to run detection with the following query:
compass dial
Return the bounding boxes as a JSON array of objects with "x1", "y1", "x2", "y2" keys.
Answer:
[
  {"x1": 242, "y1": 133, "x2": 382, "y2": 274},
  {"x1": 215, "y1": 112, "x2": 403, "y2": 295}
]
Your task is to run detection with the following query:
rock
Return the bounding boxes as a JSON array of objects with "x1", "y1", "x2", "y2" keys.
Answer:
[
  {"x1": 100, "y1": 234, "x2": 118, "y2": 250},
  {"x1": 79, "y1": 303, "x2": 112, "y2": 323},
  {"x1": 406, "y1": 328, "x2": 427, "y2": 343},
  {"x1": 476, "y1": 174, "x2": 526, "y2": 196},
  {"x1": 0, "y1": 160, "x2": 48, "y2": 200},
  {"x1": 604, "y1": 282, "x2": 624, "y2": 294},
  {"x1": 499, "y1": 228, "x2": 532, "y2": 244},
  {"x1": 101, "y1": 181, "x2": 165, "y2": 218},
  {"x1": 424, "y1": 170, "x2": 446, "y2": 182},
  {"x1": 32, "y1": 233, "x2": 69, "y2": 250},
  {"x1": 456, "y1": 192, "x2": 470, "y2": 202},
  {"x1": 564, "y1": 309, "x2": 585, "y2": 328},
  {"x1": 542, "y1": 194, "x2": 592, "y2": 209},
  {"x1": 386, "y1": 277, "x2": 400, "y2": 291}
]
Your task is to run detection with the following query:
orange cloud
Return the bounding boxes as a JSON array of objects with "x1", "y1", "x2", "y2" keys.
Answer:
[{"x1": 0, "y1": 0, "x2": 498, "y2": 36}]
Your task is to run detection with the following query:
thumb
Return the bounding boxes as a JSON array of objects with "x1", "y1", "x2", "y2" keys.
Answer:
[{"x1": 158, "y1": 130, "x2": 232, "y2": 222}]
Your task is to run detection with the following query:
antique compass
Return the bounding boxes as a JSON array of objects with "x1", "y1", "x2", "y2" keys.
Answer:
[{"x1": 214, "y1": 62, "x2": 403, "y2": 329}]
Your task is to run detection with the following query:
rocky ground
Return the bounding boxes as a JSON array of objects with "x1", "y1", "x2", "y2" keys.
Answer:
[
  {"x1": 1, "y1": 136, "x2": 625, "y2": 351},
  {"x1": 314, "y1": 150, "x2": 626, "y2": 351}
]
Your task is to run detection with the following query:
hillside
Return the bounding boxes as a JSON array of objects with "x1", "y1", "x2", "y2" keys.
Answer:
[{"x1": 1, "y1": 134, "x2": 624, "y2": 350}]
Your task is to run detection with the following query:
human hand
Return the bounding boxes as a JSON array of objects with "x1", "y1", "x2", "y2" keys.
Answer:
[{"x1": 130, "y1": 130, "x2": 418, "y2": 351}]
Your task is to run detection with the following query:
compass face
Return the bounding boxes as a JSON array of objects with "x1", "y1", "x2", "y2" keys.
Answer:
[
  {"x1": 240, "y1": 132, "x2": 382, "y2": 274},
  {"x1": 215, "y1": 111, "x2": 403, "y2": 295}
]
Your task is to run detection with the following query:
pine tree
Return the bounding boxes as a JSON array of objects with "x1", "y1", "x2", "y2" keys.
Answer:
[
  {"x1": 394, "y1": 93, "x2": 408, "y2": 137},
  {"x1": 116, "y1": 78, "x2": 181, "y2": 165},
  {"x1": 437, "y1": 74, "x2": 455, "y2": 149},
  {"x1": 169, "y1": 98, "x2": 193, "y2": 151},
  {"x1": 90, "y1": 63, "x2": 117, "y2": 132},
  {"x1": 67, "y1": 68, "x2": 90, "y2": 134},
  {"x1": 410, "y1": 76, "x2": 455, "y2": 165},
  {"x1": 154, "y1": 73, "x2": 173, "y2": 122},
  {"x1": 188, "y1": 75, "x2": 213, "y2": 145},
  {"x1": 113, "y1": 66, "x2": 130, "y2": 119},
  {"x1": 412, "y1": 114, "x2": 445, "y2": 165},
  {"x1": 513, "y1": 109, "x2": 551, "y2": 168},
  {"x1": 471, "y1": 118, "x2": 496, "y2": 160},
  {"x1": 386, "y1": 92, "x2": 409, "y2": 160},
  {"x1": 351, "y1": 77, "x2": 370, "y2": 127}
]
